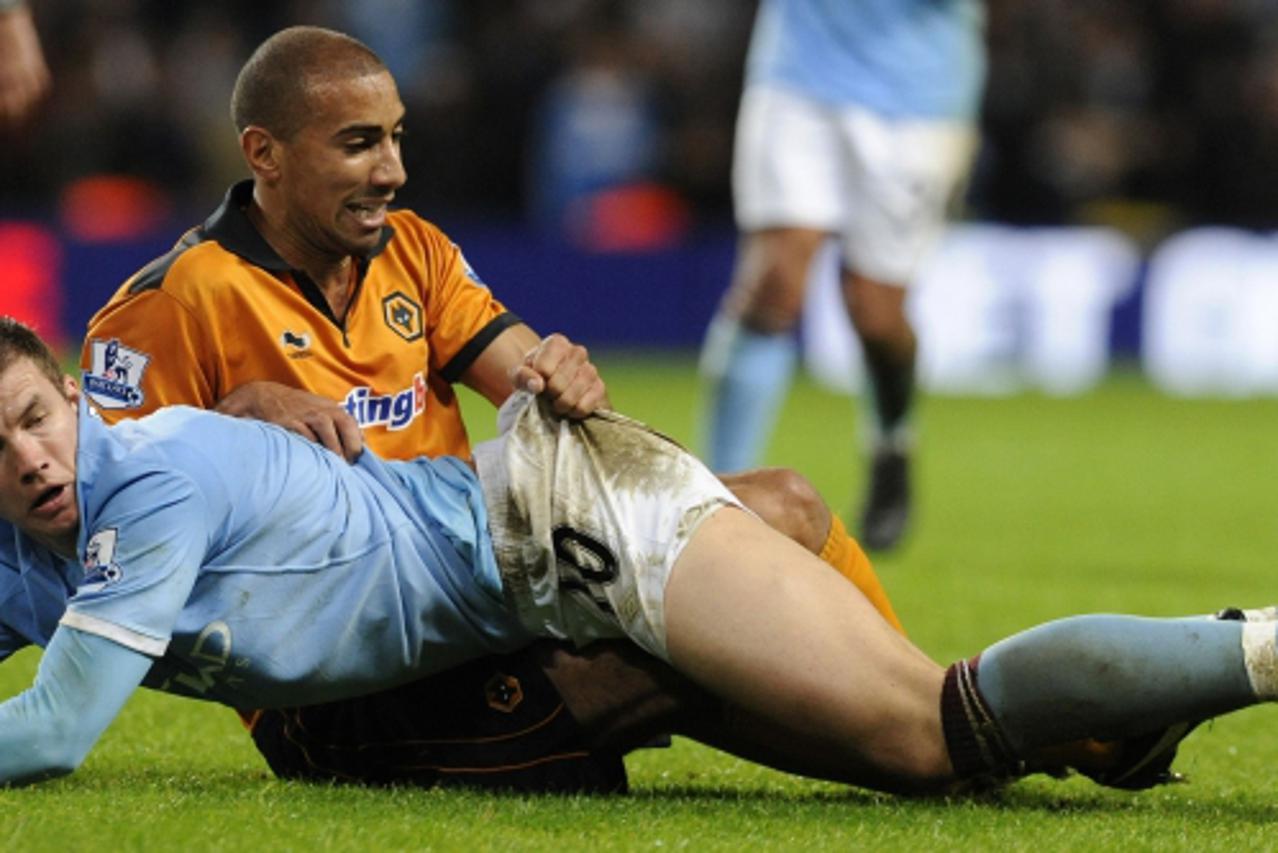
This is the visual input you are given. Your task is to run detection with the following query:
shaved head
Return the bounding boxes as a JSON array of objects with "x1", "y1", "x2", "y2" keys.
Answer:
[{"x1": 231, "y1": 26, "x2": 388, "y2": 140}]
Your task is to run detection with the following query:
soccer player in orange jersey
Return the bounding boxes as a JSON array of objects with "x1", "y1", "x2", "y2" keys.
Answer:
[{"x1": 83, "y1": 25, "x2": 897, "y2": 791}]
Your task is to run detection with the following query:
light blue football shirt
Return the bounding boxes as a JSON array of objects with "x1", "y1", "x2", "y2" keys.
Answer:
[
  {"x1": 745, "y1": 0, "x2": 987, "y2": 119},
  {"x1": 0, "y1": 402, "x2": 533, "y2": 710}
]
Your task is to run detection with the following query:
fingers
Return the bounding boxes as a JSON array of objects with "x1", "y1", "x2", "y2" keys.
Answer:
[
  {"x1": 546, "y1": 365, "x2": 606, "y2": 417},
  {"x1": 218, "y1": 381, "x2": 364, "y2": 462},
  {"x1": 520, "y1": 333, "x2": 608, "y2": 418},
  {"x1": 509, "y1": 364, "x2": 545, "y2": 395},
  {"x1": 301, "y1": 409, "x2": 365, "y2": 462},
  {"x1": 332, "y1": 411, "x2": 366, "y2": 461}
]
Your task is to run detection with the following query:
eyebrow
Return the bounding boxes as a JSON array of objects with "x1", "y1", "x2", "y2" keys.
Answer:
[
  {"x1": 333, "y1": 113, "x2": 406, "y2": 140},
  {"x1": 0, "y1": 396, "x2": 40, "y2": 448},
  {"x1": 17, "y1": 397, "x2": 45, "y2": 429}
]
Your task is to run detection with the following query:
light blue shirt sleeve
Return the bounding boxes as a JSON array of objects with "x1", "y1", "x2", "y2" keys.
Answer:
[
  {"x1": 0, "y1": 627, "x2": 152, "y2": 785},
  {"x1": 62, "y1": 466, "x2": 209, "y2": 656}
]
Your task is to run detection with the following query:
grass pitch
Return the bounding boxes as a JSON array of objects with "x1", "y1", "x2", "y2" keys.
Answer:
[{"x1": 4, "y1": 354, "x2": 1278, "y2": 850}]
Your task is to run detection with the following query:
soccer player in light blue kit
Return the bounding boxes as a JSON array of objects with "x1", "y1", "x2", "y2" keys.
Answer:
[
  {"x1": 700, "y1": 0, "x2": 986, "y2": 550},
  {"x1": 1, "y1": 316, "x2": 1276, "y2": 793}
]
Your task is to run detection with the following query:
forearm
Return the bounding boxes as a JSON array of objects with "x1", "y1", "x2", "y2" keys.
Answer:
[
  {"x1": 462, "y1": 323, "x2": 541, "y2": 405},
  {"x1": 0, "y1": 628, "x2": 150, "y2": 785},
  {"x1": 464, "y1": 326, "x2": 611, "y2": 415}
]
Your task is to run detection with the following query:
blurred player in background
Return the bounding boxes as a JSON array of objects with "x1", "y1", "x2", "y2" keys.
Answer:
[
  {"x1": 83, "y1": 25, "x2": 900, "y2": 792},
  {"x1": 699, "y1": 0, "x2": 986, "y2": 551},
  {"x1": 0, "y1": 0, "x2": 50, "y2": 127}
]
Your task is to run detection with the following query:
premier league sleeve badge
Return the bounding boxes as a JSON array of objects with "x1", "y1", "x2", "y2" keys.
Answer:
[
  {"x1": 82, "y1": 528, "x2": 124, "y2": 592},
  {"x1": 83, "y1": 338, "x2": 151, "y2": 409}
]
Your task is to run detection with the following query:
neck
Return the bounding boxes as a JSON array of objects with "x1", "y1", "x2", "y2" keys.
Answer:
[
  {"x1": 317, "y1": 263, "x2": 357, "y2": 323},
  {"x1": 36, "y1": 529, "x2": 78, "y2": 561},
  {"x1": 245, "y1": 197, "x2": 355, "y2": 321}
]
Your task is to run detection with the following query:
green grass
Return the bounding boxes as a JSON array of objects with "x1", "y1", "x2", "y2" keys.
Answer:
[{"x1": 6, "y1": 354, "x2": 1278, "y2": 849}]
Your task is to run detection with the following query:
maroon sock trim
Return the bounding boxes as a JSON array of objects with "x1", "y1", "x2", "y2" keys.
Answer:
[{"x1": 940, "y1": 655, "x2": 1019, "y2": 779}]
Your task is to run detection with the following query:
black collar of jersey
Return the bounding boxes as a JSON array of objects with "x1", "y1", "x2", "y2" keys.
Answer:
[
  {"x1": 202, "y1": 180, "x2": 395, "y2": 327},
  {"x1": 204, "y1": 180, "x2": 395, "y2": 270}
]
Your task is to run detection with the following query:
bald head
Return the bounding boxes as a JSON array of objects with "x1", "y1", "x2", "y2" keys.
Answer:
[{"x1": 231, "y1": 26, "x2": 388, "y2": 140}]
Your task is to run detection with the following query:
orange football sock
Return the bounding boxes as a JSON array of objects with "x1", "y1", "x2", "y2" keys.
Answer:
[{"x1": 818, "y1": 515, "x2": 905, "y2": 635}]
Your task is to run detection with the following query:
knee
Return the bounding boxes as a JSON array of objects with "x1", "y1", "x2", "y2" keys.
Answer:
[
  {"x1": 844, "y1": 277, "x2": 912, "y2": 347},
  {"x1": 725, "y1": 235, "x2": 822, "y2": 333},
  {"x1": 723, "y1": 467, "x2": 830, "y2": 553},
  {"x1": 848, "y1": 300, "x2": 910, "y2": 348},
  {"x1": 731, "y1": 270, "x2": 806, "y2": 333}
]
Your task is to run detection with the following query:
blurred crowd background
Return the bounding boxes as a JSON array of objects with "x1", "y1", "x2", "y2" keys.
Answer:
[{"x1": 7, "y1": 0, "x2": 1278, "y2": 244}]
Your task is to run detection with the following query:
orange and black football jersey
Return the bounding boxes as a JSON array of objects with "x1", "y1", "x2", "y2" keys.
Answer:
[{"x1": 82, "y1": 181, "x2": 519, "y2": 461}]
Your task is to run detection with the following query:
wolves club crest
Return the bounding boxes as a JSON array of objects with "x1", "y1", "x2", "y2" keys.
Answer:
[{"x1": 382, "y1": 291, "x2": 423, "y2": 342}]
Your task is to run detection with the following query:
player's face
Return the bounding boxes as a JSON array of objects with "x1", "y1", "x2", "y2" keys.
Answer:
[
  {"x1": 276, "y1": 70, "x2": 407, "y2": 260},
  {"x1": 0, "y1": 359, "x2": 80, "y2": 556}
]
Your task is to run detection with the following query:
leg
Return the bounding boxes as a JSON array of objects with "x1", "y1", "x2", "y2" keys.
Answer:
[
  {"x1": 951, "y1": 615, "x2": 1258, "y2": 750},
  {"x1": 544, "y1": 634, "x2": 928, "y2": 789},
  {"x1": 941, "y1": 611, "x2": 1278, "y2": 788},
  {"x1": 482, "y1": 393, "x2": 943, "y2": 792},
  {"x1": 843, "y1": 271, "x2": 916, "y2": 446},
  {"x1": 249, "y1": 642, "x2": 631, "y2": 793},
  {"x1": 544, "y1": 466, "x2": 906, "y2": 759},
  {"x1": 482, "y1": 396, "x2": 1272, "y2": 795},
  {"x1": 699, "y1": 228, "x2": 827, "y2": 472},
  {"x1": 719, "y1": 466, "x2": 829, "y2": 552},
  {"x1": 554, "y1": 567, "x2": 1269, "y2": 794},
  {"x1": 834, "y1": 113, "x2": 978, "y2": 552},
  {"x1": 663, "y1": 506, "x2": 949, "y2": 793},
  {"x1": 538, "y1": 464, "x2": 909, "y2": 755},
  {"x1": 843, "y1": 271, "x2": 915, "y2": 551},
  {"x1": 662, "y1": 511, "x2": 1271, "y2": 793},
  {"x1": 719, "y1": 466, "x2": 904, "y2": 632}
]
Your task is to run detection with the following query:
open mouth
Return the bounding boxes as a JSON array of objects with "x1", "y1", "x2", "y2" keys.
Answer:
[
  {"x1": 31, "y1": 484, "x2": 64, "y2": 513},
  {"x1": 346, "y1": 200, "x2": 390, "y2": 228}
]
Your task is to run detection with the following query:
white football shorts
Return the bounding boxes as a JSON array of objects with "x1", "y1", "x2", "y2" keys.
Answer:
[
  {"x1": 474, "y1": 392, "x2": 742, "y2": 661},
  {"x1": 733, "y1": 84, "x2": 979, "y2": 285}
]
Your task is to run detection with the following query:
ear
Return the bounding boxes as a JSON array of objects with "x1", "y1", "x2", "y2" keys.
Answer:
[
  {"x1": 62, "y1": 375, "x2": 80, "y2": 407},
  {"x1": 240, "y1": 126, "x2": 282, "y2": 183}
]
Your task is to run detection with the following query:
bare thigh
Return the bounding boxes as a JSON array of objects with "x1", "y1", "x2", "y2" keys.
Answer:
[{"x1": 663, "y1": 506, "x2": 949, "y2": 792}]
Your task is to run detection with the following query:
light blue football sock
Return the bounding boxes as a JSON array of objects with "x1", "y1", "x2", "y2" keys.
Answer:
[
  {"x1": 973, "y1": 614, "x2": 1262, "y2": 752},
  {"x1": 698, "y1": 316, "x2": 797, "y2": 472}
]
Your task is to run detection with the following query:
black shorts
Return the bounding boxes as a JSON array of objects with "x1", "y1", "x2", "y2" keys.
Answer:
[{"x1": 249, "y1": 643, "x2": 627, "y2": 793}]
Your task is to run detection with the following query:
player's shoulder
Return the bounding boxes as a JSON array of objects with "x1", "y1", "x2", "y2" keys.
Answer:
[
  {"x1": 85, "y1": 404, "x2": 207, "y2": 469},
  {"x1": 82, "y1": 406, "x2": 239, "y2": 512},
  {"x1": 115, "y1": 404, "x2": 256, "y2": 460},
  {"x1": 76, "y1": 412, "x2": 195, "y2": 517},
  {"x1": 94, "y1": 231, "x2": 257, "y2": 325},
  {"x1": 381, "y1": 208, "x2": 489, "y2": 289},
  {"x1": 112, "y1": 181, "x2": 285, "y2": 301},
  {"x1": 130, "y1": 237, "x2": 254, "y2": 301},
  {"x1": 385, "y1": 207, "x2": 456, "y2": 249}
]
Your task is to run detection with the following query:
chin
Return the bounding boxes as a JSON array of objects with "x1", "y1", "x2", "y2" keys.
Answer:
[{"x1": 344, "y1": 237, "x2": 381, "y2": 258}]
